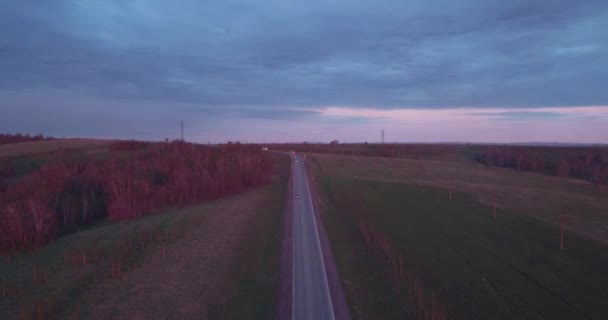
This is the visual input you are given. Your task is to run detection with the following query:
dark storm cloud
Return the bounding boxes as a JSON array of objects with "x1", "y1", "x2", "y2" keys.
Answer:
[{"x1": 1, "y1": 0, "x2": 607, "y2": 116}]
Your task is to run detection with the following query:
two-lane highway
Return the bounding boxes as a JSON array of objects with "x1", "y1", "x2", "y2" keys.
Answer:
[{"x1": 291, "y1": 153, "x2": 335, "y2": 320}]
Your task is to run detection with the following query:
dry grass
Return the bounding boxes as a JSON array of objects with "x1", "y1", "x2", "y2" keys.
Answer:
[
  {"x1": 0, "y1": 139, "x2": 113, "y2": 158},
  {"x1": 0, "y1": 187, "x2": 271, "y2": 319},
  {"x1": 309, "y1": 153, "x2": 608, "y2": 243},
  {"x1": 69, "y1": 187, "x2": 269, "y2": 319}
]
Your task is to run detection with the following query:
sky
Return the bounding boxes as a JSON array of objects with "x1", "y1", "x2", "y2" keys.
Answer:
[{"x1": 1, "y1": 0, "x2": 607, "y2": 143}]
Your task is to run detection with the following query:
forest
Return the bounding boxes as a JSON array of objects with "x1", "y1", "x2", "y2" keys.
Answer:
[
  {"x1": 0, "y1": 140, "x2": 273, "y2": 255},
  {"x1": 0, "y1": 133, "x2": 54, "y2": 145},
  {"x1": 478, "y1": 146, "x2": 608, "y2": 184}
]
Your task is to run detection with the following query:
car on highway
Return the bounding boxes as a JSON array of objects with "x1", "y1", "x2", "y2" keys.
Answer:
[{"x1": 295, "y1": 194, "x2": 301, "y2": 199}]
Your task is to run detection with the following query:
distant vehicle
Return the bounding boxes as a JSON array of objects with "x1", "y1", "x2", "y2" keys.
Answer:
[
  {"x1": 290, "y1": 150, "x2": 296, "y2": 155},
  {"x1": 262, "y1": 147, "x2": 268, "y2": 151},
  {"x1": 295, "y1": 194, "x2": 301, "y2": 199}
]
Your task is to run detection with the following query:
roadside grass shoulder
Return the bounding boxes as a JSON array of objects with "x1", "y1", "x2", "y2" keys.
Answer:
[
  {"x1": 208, "y1": 153, "x2": 290, "y2": 319},
  {"x1": 306, "y1": 157, "x2": 411, "y2": 320}
]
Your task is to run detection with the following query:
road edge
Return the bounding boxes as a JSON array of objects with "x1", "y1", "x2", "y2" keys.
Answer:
[
  {"x1": 304, "y1": 156, "x2": 352, "y2": 320},
  {"x1": 276, "y1": 154, "x2": 294, "y2": 320}
]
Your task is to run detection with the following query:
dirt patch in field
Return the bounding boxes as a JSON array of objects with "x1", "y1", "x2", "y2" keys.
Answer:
[{"x1": 71, "y1": 188, "x2": 268, "y2": 320}]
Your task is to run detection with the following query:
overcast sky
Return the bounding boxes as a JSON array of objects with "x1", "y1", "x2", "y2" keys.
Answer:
[{"x1": 1, "y1": 0, "x2": 607, "y2": 143}]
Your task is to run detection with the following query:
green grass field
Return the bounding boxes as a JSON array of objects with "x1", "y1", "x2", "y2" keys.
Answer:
[
  {"x1": 309, "y1": 153, "x2": 608, "y2": 244},
  {"x1": 314, "y1": 181, "x2": 411, "y2": 319},
  {"x1": 307, "y1": 154, "x2": 608, "y2": 320}
]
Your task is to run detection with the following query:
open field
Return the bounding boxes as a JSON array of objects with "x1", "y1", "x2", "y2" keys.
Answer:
[
  {"x1": 0, "y1": 139, "x2": 132, "y2": 184},
  {"x1": 0, "y1": 139, "x2": 114, "y2": 159},
  {"x1": 0, "y1": 153, "x2": 289, "y2": 319},
  {"x1": 308, "y1": 153, "x2": 608, "y2": 243},
  {"x1": 275, "y1": 143, "x2": 475, "y2": 163},
  {"x1": 277, "y1": 143, "x2": 608, "y2": 185},
  {"x1": 306, "y1": 153, "x2": 608, "y2": 319}
]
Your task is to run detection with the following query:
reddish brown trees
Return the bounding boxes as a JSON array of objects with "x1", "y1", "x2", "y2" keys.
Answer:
[
  {"x1": 556, "y1": 159, "x2": 570, "y2": 177},
  {"x1": 0, "y1": 141, "x2": 273, "y2": 254},
  {"x1": 0, "y1": 133, "x2": 54, "y2": 145},
  {"x1": 479, "y1": 146, "x2": 608, "y2": 184}
]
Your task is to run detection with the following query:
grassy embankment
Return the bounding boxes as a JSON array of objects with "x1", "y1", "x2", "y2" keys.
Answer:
[{"x1": 207, "y1": 152, "x2": 289, "y2": 319}]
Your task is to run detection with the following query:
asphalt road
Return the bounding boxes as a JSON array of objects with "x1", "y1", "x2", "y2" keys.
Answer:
[{"x1": 291, "y1": 153, "x2": 336, "y2": 320}]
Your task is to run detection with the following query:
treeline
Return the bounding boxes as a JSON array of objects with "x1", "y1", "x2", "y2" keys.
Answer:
[
  {"x1": 108, "y1": 140, "x2": 150, "y2": 151},
  {"x1": 0, "y1": 141, "x2": 273, "y2": 254},
  {"x1": 276, "y1": 143, "x2": 462, "y2": 160},
  {"x1": 0, "y1": 133, "x2": 54, "y2": 145},
  {"x1": 478, "y1": 146, "x2": 608, "y2": 184}
]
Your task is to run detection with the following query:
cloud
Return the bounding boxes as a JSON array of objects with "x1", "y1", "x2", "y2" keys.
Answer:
[
  {"x1": 242, "y1": 108, "x2": 321, "y2": 120},
  {"x1": 464, "y1": 107, "x2": 608, "y2": 121},
  {"x1": 0, "y1": 0, "x2": 607, "y2": 141},
  {"x1": 466, "y1": 111, "x2": 568, "y2": 120}
]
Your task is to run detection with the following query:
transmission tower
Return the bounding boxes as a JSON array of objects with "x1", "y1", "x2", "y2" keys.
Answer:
[
  {"x1": 180, "y1": 120, "x2": 184, "y2": 141},
  {"x1": 381, "y1": 128, "x2": 385, "y2": 144}
]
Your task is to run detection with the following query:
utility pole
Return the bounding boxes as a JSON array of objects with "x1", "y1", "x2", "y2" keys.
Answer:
[
  {"x1": 381, "y1": 128, "x2": 385, "y2": 144},
  {"x1": 180, "y1": 120, "x2": 184, "y2": 141}
]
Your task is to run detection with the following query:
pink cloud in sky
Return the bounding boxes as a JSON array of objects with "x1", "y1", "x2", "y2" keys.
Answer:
[{"x1": 216, "y1": 106, "x2": 608, "y2": 144}]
